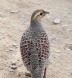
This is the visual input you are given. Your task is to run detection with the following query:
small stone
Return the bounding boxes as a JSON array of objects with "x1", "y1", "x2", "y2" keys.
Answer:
[
  {"x1": 18, "y1": 72, "x2": 25, "y2": 77},
  {"x1": 10, "y1": 62, "x2": 17, "y2": 70},
  {"x1": 65, "y1": 44, "x2": 72, "y2": 51},
  {"x1": 9, "y1": 4, "x2": 19, "y2": 13},
  {"x1": 10, "y1": 10, "x2": 19, "y2": 13},
  {"x1": 18, "y1": 73, "x2": 21, "y2": 76},
  {"x1": 65, "y1": 48, "x2": 71, "y2": 51},
  {"x1": 53, "y1": 18, "x2": 61, "y2": 24},
  {"x1": 66, "y1": 29, "x2": 71, "y2": 31},
  {"x1": 9, "y1": 48, "x2": 14, "y2": 51},
  {"x1": 25, "y1": 72, "x2": 31, "y2": 77},
  {"x1": 12, "y1": 43, "x2": 17, "y2": 46},
  {"x1": 12, "y1": 43, "x2": 17, "y2": 48},
  {"x1": 61, "y1": 24, "x2": 68, "y2": 28},
  {"x1": 1, "y1": 30, "x2": 5, "y2": 34}
]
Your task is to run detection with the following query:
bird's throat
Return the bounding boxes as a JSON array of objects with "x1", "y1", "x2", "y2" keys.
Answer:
[{"x1": 30, "y1": 19, "x2": 44, "y2": 32}]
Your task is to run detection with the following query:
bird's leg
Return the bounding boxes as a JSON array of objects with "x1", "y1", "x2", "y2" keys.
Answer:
[
  {"x1": 43, "y1": 68, "x2": 47, "y2": 78},
  {"x1": 25, "y1": 72, "x2": 31, "y2": 77}
]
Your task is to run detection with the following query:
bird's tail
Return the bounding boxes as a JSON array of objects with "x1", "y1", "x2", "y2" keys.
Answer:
[
  {"x1": 30, "y1": 42, "x2": 42, "y2": 78},
  {"x1": 31, "y1": 66, "x2": 42, "y2": 78},
  {"x1": 30, "y1": 53, "x2": 42, "y2": 78}
]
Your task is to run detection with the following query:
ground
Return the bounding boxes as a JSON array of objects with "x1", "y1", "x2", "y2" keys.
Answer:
[{"x1": 0, "y1": 0, "x2": 72, "y2": 78}]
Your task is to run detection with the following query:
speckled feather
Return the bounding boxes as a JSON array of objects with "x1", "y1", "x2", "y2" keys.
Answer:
[{"x1": 20, "y1": 28, "x2": 50, "y2": 71}]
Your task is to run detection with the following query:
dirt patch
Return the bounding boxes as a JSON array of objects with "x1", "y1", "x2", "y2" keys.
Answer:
[{"x1": 0, "y1": 0, "x2": 72, "y2": 78}]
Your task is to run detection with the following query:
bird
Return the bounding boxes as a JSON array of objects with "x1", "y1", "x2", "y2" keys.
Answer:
[{"x1": 20, "y1": 9, "x2": 50, "y2": 78}]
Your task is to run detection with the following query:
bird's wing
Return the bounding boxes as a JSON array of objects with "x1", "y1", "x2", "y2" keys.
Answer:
[
  {"x1": 36, "y1": 32, "x2": 50, "y2": 67},
  {"x1": 20, "y1": 31, "x2": 32, "y2": 68}
]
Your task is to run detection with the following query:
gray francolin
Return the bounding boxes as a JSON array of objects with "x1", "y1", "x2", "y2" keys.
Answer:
[{"x1": 20, "y1": 9, "x2": 50, "y2": 78}]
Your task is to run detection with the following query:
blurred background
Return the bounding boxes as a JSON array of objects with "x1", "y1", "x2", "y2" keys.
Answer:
[{"x1": 0, "y1": 0, "x2": 72, "y2": 78}]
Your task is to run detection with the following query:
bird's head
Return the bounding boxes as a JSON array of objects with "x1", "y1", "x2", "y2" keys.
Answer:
[{"x1": 31, "y1": 9, "x2": 49, "y2": 22}]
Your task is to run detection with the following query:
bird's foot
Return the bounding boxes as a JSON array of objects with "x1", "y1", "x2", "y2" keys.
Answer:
[{"x1": 25, "y1": 72, "x2": 31, "y2": 77}]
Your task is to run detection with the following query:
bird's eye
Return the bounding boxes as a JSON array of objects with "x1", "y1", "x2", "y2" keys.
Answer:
[{"x1": 40, "y1": 13, "x2": 43, "y2": 15}]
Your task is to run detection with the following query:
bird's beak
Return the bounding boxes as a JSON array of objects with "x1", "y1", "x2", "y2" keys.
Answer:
[{"x1": 45, "y1": 11, "x2": 50, "y2": 14}]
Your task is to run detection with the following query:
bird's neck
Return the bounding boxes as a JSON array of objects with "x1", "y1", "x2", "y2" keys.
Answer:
[{"x1": 30, "y1": 19, "x2": 44, "y2": 32}]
